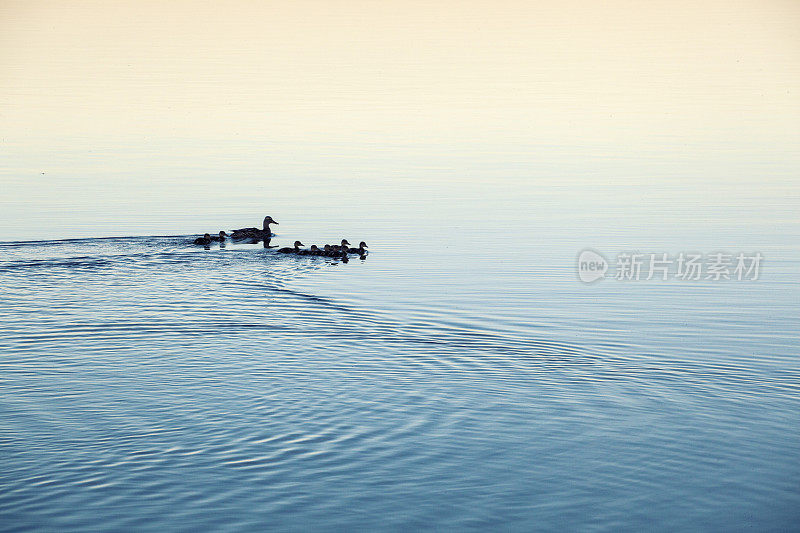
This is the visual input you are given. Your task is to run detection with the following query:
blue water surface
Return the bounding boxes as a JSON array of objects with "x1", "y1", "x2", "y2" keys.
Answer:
[{"x1": 0, "y1": 200, "x2": 798, "y2": 531}]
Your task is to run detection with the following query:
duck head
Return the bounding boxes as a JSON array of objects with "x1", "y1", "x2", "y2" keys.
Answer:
[
  {"x1": 341, "y1": 239, "x2": 350, "y2": 247},
  {"x1": 263, "y1": 216, "x2": 279, "y2": 230},
  {"x1": 294, "y1": 240, "x2": 304, "y2": 249},
  {"x1": 310, "y1": 245, "x2": 320, "y2": 252},
  {"x1": 219, "y1": 231, "x2": 227, "y2": 238},
  {"x1": 358, "y1": 241, "x2": 368, "y2": 250}
]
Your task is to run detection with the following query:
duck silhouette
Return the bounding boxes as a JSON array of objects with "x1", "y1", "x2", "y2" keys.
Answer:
[
  {"x1": 298, "y1": 245, "x2": 321, "y2": 256},
  {"x1": 231, "y1": 216, "x2": 278, "y2": 241},
  {"x1": 329, "y1": 239, "x2": 350, "y2": 253},
  {"x1": 348, "y1": 241, "x2": 368, "y2": 254},
  {"x1": 277, "y1": 241, "x2": 304, "y2": 254},
  {"x1": 193, "y1": 233, "x2": 212, "y2": 245}
]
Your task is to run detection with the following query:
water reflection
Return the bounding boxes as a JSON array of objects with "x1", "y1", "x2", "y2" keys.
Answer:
[{"x1": 0, "y1": 235, "x2": 795, "y2": 531}]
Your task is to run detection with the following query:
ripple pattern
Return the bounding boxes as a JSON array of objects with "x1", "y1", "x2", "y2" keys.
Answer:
[{"x1": 0, "y1": 237, "x2": 798, "y2": 531}]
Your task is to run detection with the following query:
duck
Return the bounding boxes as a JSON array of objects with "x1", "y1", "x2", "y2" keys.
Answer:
[
  {"x1": 231, "y1": 216, "x2": 279, "y2": 240},
  {"x1": 277, "y1": 240, "x2": 304, "y2": 254},
  {"x1": 298, "y1": 245, "x2": 321, "y2": 256},
  {"x1": 322, "y1": 240, "x2": 348, "y2": 257},
  {"x1": 348, "y1": 241, "x2": 368, "y2": 254},
  {"x1": 210, "y1": 231, "x2": 227, "y2": 242},
  {"x1": 193, "y1": 233, "x2": 212, "y2": 245},
  {"x1": 329, "y1": 239, "x2": 351, "y2": 253}
]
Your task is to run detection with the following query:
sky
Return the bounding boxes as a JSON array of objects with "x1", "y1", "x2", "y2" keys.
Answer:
[
  {"x1": 0, "y1": 1, "x2": 798, "y2": 238},
  {"x1": 2, "y1": 0, "x2": 798, "y2": 146}
]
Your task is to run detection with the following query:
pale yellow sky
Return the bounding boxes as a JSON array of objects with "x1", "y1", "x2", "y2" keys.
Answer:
[
  {"x1": 1, "y1": 0, "x2": 799, "y2": 148},
  {"x1": 1, "y1": 0, "x2": 799, "y2": 239}
]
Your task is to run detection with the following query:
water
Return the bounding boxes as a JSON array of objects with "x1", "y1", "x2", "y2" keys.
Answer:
[
  {"x1": 1, "y1": 183, "x2": 798, "y2": 530},
  {"x1": 2, "y1": 2, "x2": 800, "y2": 527}
]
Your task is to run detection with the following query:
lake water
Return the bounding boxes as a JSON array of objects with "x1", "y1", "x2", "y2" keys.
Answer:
[{"x1": 1, "y1": 140, "x2": 798, "y2": 531}]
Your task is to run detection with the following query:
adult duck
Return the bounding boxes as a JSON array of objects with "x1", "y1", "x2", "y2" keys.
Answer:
[
  {"x1": 277, "y1": 241, "x2": 304, "y2": 254},
  {"x1": 231, "y1": 216, "x2": 278, "y2": 240}
]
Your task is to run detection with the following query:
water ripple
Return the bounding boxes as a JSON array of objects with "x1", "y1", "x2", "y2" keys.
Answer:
[{"x1": 0, "y1": 236, "x2": 798, "y2": 531}]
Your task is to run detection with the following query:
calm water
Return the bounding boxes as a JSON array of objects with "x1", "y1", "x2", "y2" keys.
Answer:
[
  {"x1": 1, "y1": 174, "x2": 799, "y2": 530},
  {"x1": 3, "y1": 1, "x2": 799, "y2": 528}
]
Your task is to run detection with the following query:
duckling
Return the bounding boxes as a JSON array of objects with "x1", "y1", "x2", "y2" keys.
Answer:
[
  {"x1": 210, "y1": 231, "x2": 227, "y2": 242},
  {"x1": 193, "y1": 233, "x2": 212, "y2": 245},
  {"x1": 348, "y1": 241, "x2": 368, "y2": 254},
  {"x1": 298, "y1": 245, "x2": 320, "y2": 256},
  {"x1": 231, "y1": 216, "x2": 279, "y2": 240},
  {"x1": 277, "y1": 240, "x2": 304, "y2": 254},
  {"x1": 329, "y1": 239, "x2": 351, "y2": 253}
]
